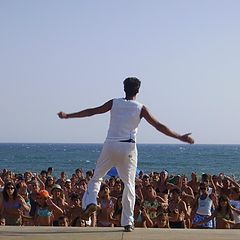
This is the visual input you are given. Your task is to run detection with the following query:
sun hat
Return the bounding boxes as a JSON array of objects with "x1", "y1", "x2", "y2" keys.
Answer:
[
  {"x1": 142, "y1": 174, "x2": 150, "y2": 179},
  {"x1": 51, "y1": 184, "x2": 63, "y2": 193}
]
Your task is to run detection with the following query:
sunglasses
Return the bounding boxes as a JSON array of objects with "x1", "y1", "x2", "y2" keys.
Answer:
[{"x1": 7, "y1": 187, "x2": 14, "y2": 190}]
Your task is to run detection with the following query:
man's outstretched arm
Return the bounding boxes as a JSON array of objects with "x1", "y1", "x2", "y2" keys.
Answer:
[
  {"x1": 58, "y1": 100, "x2": 113, "y2": 119},
  {"x1": 140, "y1": 105, "x2": 194, "y2": 144}
]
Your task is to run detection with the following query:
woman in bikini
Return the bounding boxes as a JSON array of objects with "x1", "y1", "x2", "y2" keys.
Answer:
[
  {"x1": 168, "y1": 188, "x2": 188, "y2": 228},
  {"x1": 111, "y1": 195, "x2": 123, "y2": 227},
  {"x1": 0, "y1": 182, "x2": 30, "y2": 225},
  {"x1": 34, "y1": 190, "x2": 63, "y2": 226},
  {"x1": 97, "y1": 184, "x2": 116, "y2": 227},
  {"x1": 133, "y1": 197, "x2": 152, "y2": 228},
  {"x1": 156, "y1": 171, "x2": 170, "y2": 202}
]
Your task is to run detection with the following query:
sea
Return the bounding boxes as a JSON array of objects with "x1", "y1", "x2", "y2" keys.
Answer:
[{"x1": 0, "y1": 143, "x2": 239, "y2": 180}]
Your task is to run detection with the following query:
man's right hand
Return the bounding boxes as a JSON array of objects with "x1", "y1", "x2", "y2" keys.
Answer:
[{"x1": 58, "y1": 112, "x2": 68, "y2": 119}]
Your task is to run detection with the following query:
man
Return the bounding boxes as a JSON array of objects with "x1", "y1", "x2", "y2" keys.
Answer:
[{"x1": 58, "y1": 77, "x2": 194, "y2": 232}]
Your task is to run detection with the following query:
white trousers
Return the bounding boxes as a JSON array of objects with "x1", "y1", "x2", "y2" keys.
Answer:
[{"x1": 82, "y1": 140, "x2": 137, "y2": 226}]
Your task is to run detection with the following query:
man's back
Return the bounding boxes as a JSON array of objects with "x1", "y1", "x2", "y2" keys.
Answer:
[{"x1": 106, "y1": 98, "x2": 143, "y2": 141}]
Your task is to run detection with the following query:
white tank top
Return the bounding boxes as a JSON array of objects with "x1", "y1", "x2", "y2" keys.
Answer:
[
  {"x1": 106, "y1": 98, "x2": 143, "y2": 142},
  {"x1": 197, "y1": 195, "x2": 213, "y2": 216}
]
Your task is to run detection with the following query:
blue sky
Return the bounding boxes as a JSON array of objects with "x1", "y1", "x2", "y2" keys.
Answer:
[{"x1": 0, "y1": 1, "x2": 239, "y2": 144}]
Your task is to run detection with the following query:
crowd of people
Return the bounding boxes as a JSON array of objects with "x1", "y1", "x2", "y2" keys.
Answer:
[{"x1": 0, "y1": 167, "x2": 240, "y2": 229}]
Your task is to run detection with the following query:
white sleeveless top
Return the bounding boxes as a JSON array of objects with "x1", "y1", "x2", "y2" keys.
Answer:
[
  {"x1": 197, "y1": 195, "x2": 213, "y2": 216},
  {"x1": 106, "y1": 98, "x2": 143, "y2": 142}
]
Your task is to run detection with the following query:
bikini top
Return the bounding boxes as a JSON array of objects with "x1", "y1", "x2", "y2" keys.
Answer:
[
  {"x1": 216, "y1": 211, "x2": 232, "y2": 220},
  {"x1": 3, "y1": 200, "x2": 21, "y2": 210},
  {"x1": 37, "y1": 207, "x2": 52, "y2": 217},
  {"x1": 100, "y1": 198, "x2": 114, "y2": 209}
]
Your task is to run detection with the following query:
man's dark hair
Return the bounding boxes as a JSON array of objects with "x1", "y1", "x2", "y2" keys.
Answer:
[
  {"x1": 40, "y1": 170, "x2": 47, "y2": 175},
  {"x1": 123, "y1": 77, "x2": 141, "y2": 96},
  {"x1": 70, "y1": 192, "x2": 81, "y2": 201},
  {"x1": 86, "y1": 170, "x2": 93, "y2": 176}
]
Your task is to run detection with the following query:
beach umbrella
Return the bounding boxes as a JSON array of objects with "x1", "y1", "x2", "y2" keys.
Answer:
[{"x1": 107, "y1": 167, "x2": 141, "y2": 177}]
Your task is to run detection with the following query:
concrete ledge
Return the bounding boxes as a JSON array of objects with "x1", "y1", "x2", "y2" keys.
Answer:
[{"x1": 0, "y1": 226, "x2": 239, "y2": 240}]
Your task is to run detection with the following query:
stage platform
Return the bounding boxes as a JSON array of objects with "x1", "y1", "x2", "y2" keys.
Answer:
[{"x1": 0, "y1": 226, "x2": 239, "y2": 240}]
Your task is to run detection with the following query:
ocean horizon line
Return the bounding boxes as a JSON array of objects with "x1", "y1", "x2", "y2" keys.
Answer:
[
  {"x1": 1, "y1": 142, "x2": 239, "y2": 180},
  {"x1": 0, "y1": 142, "x2": 239, "y2": 146}
]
